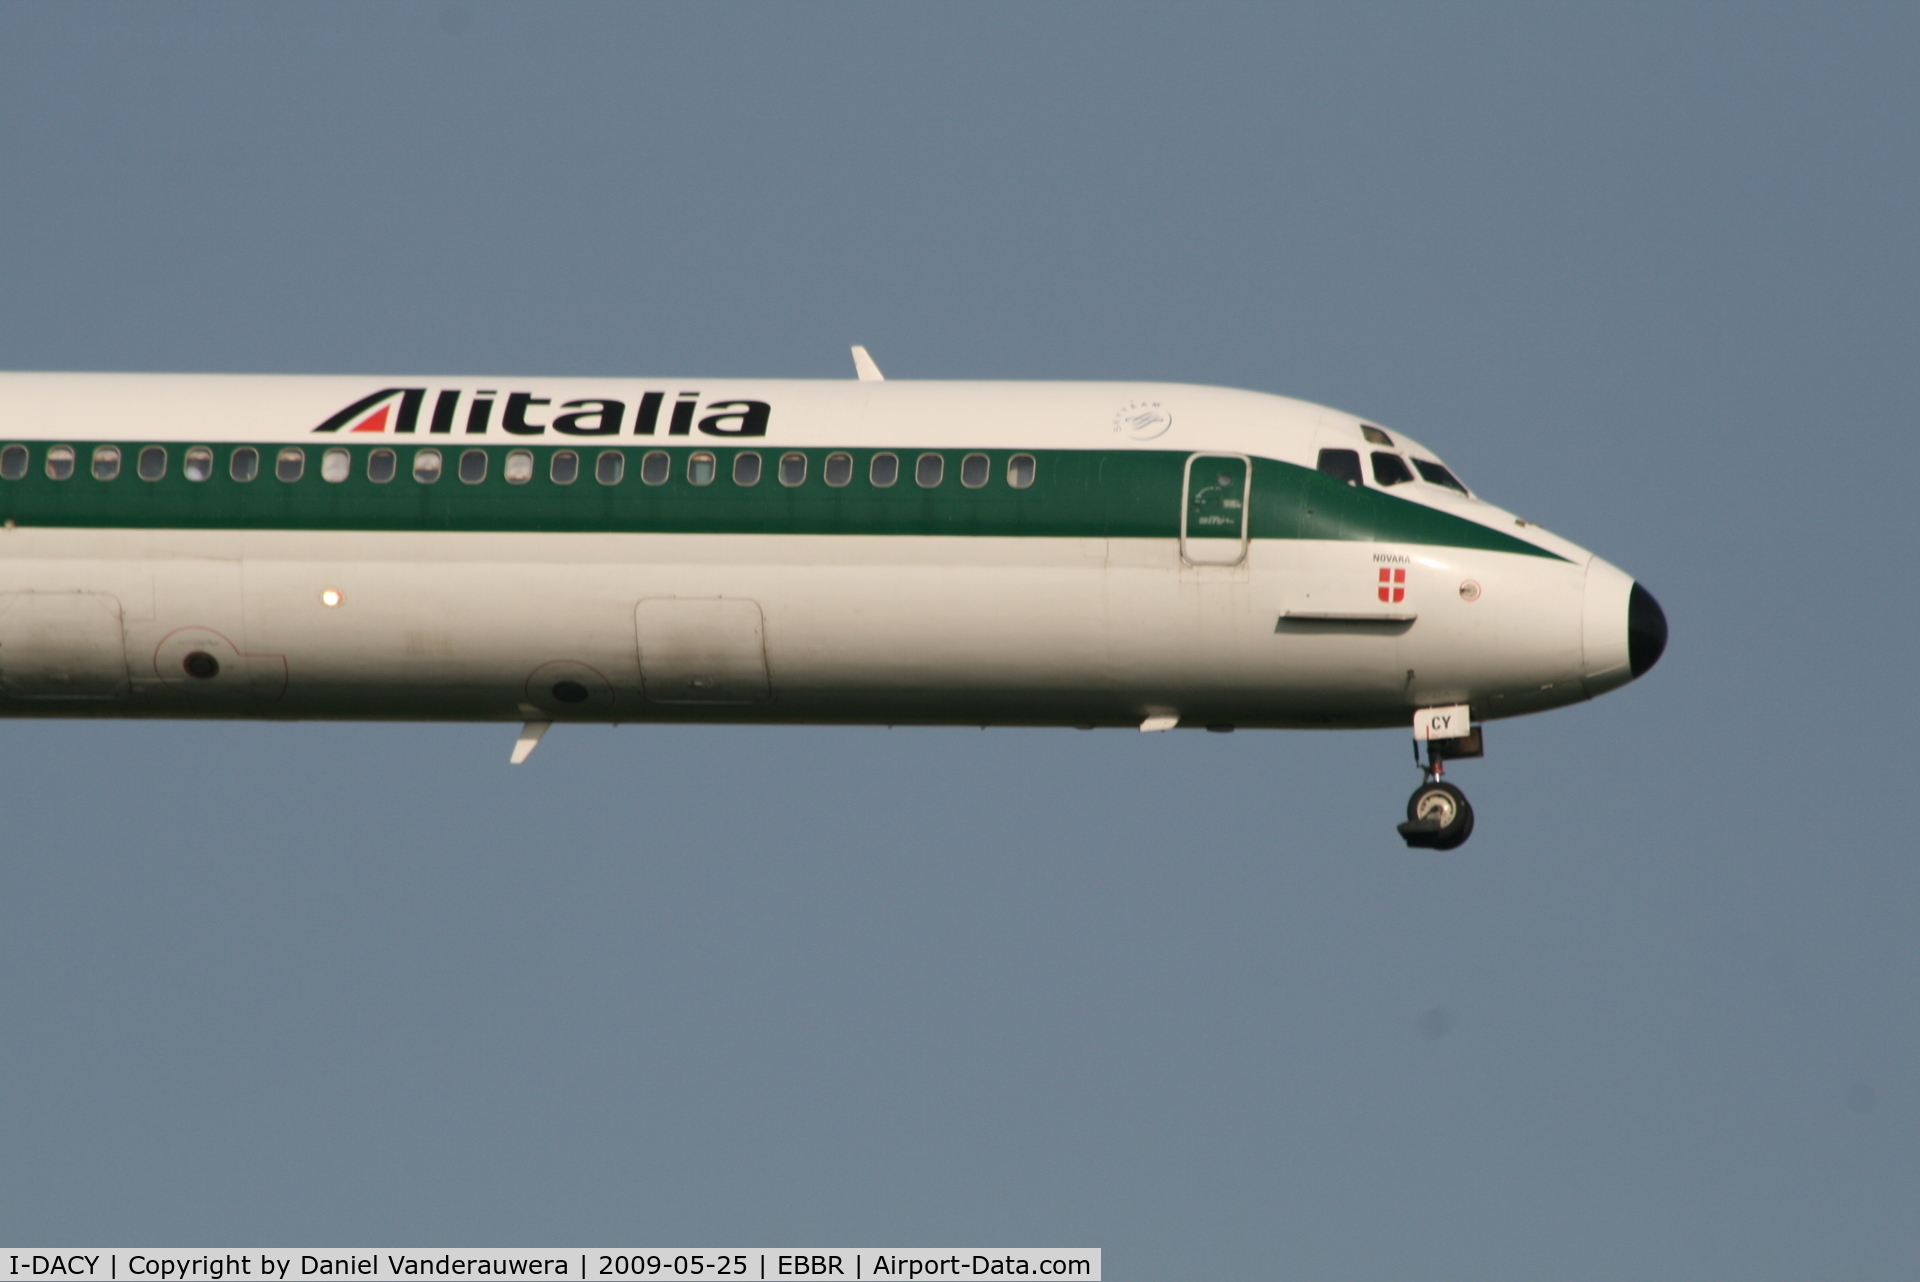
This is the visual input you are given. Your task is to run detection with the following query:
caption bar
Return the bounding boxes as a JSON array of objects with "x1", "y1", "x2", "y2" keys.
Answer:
[{"x1": 5, "y1": 1254, "x2": 1097, "y2": 1282}]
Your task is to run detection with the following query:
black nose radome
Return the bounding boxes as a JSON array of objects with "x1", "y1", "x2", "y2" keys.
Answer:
[{"x1": 1628, "y1": 582, "x2": 1667, "y2": 678}]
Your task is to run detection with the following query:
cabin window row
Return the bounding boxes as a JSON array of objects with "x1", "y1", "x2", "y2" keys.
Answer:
[{"x1": 0, "y1": 444, "x2": 1040, "y2": 491}]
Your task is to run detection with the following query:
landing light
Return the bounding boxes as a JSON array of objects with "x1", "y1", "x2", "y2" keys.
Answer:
[{"x1": 320, "y1": 589, "x2": 344, "y2": 607}]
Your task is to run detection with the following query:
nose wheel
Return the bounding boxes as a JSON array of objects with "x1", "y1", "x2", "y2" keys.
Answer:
[
  {"x1": 1398, "y1": 719, "x2": 1481, "y2": 849},
  {"x1": 1401, "y1": 779, "x2": 1474, "y2": 849}
]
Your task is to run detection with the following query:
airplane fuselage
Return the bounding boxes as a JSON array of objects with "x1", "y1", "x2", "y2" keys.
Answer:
[{"x1": 0, "y1": 373, "x2": 1664, "y2": 745}]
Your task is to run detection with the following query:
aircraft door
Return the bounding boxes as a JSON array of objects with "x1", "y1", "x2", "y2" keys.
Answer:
[
  {"x1": 1181, "y1": 454, "x2": 1251, "y2": 566},
  {"x1": 0, "y1": 592, "x2": 130, "y2": 699},
  {"x1": 636, "y1": 598, "x2": 772, "y2": 704}
]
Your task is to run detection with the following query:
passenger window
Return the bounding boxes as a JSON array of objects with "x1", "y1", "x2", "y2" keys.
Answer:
[
  {"x1": 550, "y1": 450, "x2": 579, "y2": 485},
  {"x1": 732, "y1": 451, "x2": 762, "y2": 486},
  {"x1": 1360, "y1": 424, "x2": 1394, "y2": 446},
  {"x1": 413, "y1": 448, "x2": 443, "y2": 483},
  {"x1": 321, "y1": 448, "x2": 351, "y2": 483},
  {"x1": 641, "y1": 450, "x2": 670, "y2": 485},
  {"x1": 367, "y1": 448, "x2": 397, "y2": 483},
  {"x1": 960, "y1": 453, "x2": 989, "y2": 488},
  {"x1": 1316, "y1": 448, "x2": 1363, "y2": 486},
  {"x1": 915, "y1": 453, "x2": 944, "y2": 487},
  {"x1": 229, "y1": 447, "x2": 258, "y2": 482},
  {"x1": 596, "y1": 450, "x2": 624, "y2": 485},
  {"x1": 0, "y1": 444, "x2": 26, "y2": 480},
  {"x1": 1371, "y1": 451, "x2": 1414, "y2": 486},
  {"x1": 870, "y1": 452, "x2": 898, "y2": 487},
  {"x1": 1414, "y1": 458, "x2": 1469, "y2": 494},
  {"x1": 275, "y1": 447, "x2": 304, "y2": 482},
  {"x1": 778, "y1": 452, "x2": 807, "y2": 486},
  {"x1": 1007, "y1": 454, "x2": 1035, "y2": 489},
  {"x1": 92, "y1": 446, "x2": 122, "y2": 481},
  {"x1": 183, "y1": 446, "x2": 213, "y2": 482},
  {"x1": 504, "y1": 449, "x2": 534, "y2": 484},
  {"x1": 138, "y1": 446, "x2": 167, "y2": 481},
  {"x1": 688, "y1": 452, "x2": 716, "y2": 486},
  {"x1": 459, "y1": 449, "x2": 488, "y2": 484},
  {"x1": 824, "y1": 452, "x2": 853, "y2": 487},
  {"x1": 46, "y1": 445, "x2": 76, "y2": 480}
]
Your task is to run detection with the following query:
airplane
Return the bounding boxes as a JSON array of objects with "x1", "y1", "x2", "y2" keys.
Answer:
[{"x1": 0, "y1": 347, "x2": 1664, "y2": 849}]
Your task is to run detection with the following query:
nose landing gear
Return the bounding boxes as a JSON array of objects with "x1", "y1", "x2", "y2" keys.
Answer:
[
  {"x1": 1398, "y1": 722, "x2": 1481, "y2": 850},
  {"x1": 1402, "y1": 777, "x2": 1473, "y2": 849}
]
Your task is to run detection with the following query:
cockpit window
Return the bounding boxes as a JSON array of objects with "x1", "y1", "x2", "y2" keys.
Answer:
[
  {"x1": 1316, "y1": 448, "x2": 1363, "y2": 486},
  {"x1": 1371, "y1": 452, "x2": 1414, "y2": 486},
  {"x1": 1414, "y1": 458, "x2": 1469, "y2": 494},
  {"x1": 1360, "y1": 424, "x2": 1394, "y2": 446}
]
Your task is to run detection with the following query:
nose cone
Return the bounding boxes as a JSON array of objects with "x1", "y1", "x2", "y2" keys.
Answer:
[
  {"x1": 1628, "y1": 582, "x2": 1667, "y2": 678},
  {"x1": 1582, "y1": 558, "x2": 1665, "y2": 698}
]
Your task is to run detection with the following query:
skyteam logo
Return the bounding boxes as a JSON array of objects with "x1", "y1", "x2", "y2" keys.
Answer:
[
  {"x1": 1113, "y1": 399, "x2": 1172, "y2": 440},
  {"x1": 312, "y1": 388, "x2": 771, "y2": 437}
]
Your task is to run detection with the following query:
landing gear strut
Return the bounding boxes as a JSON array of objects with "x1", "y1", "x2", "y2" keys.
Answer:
[{"x1": 1398, "y1": 727, "x2": 1480, "y2": 850}]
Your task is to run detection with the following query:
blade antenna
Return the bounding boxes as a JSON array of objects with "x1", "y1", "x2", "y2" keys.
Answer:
[{"x1": 510, "y1": 720, "x2": 551, "y2": 764}]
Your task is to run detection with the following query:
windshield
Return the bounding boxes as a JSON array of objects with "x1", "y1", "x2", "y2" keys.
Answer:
[{"x1": 1414, "y1": 458, "x2": 1468, "y2": 494}]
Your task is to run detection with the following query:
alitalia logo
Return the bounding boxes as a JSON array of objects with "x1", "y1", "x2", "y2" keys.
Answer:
[{"x1": 312, "y1": 388, "x2": 771, "y2": 437}]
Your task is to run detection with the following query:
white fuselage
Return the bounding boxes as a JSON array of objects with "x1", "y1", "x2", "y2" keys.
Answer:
[{"x1": 0, "y1": 373, "x2": 1657, "y2": 731}]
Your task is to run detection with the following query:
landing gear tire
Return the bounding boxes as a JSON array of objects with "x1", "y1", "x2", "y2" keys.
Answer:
[{"x1": 1398, "y1": 781, "x2": 1475, "y2": 850}]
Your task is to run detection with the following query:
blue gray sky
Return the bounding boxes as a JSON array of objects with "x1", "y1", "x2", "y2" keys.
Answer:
[{"x1": 1, "y1": 4, "x2": 1915, "y2": 1277}]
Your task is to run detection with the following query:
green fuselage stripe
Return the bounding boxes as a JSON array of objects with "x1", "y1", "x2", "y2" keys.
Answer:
[{"x1": 0, "y1": 444, "x2": 1562, "y2": 558}]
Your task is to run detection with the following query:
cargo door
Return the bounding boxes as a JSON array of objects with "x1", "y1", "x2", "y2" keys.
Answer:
[
  {"x1": 1181, "y1": 454, "x2": 1251, "y2": 566},
  {"x1": 635, "y1": 598, "x2": 772, "y2": 704},
  {"x1": 0, "y1": 592, "x2": 130, "y2": 699}
]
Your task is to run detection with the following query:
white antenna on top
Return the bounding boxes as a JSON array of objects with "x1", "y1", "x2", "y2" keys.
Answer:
[{"x1": 851, "y1": 345, "x2": 885, "y2": 382}]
